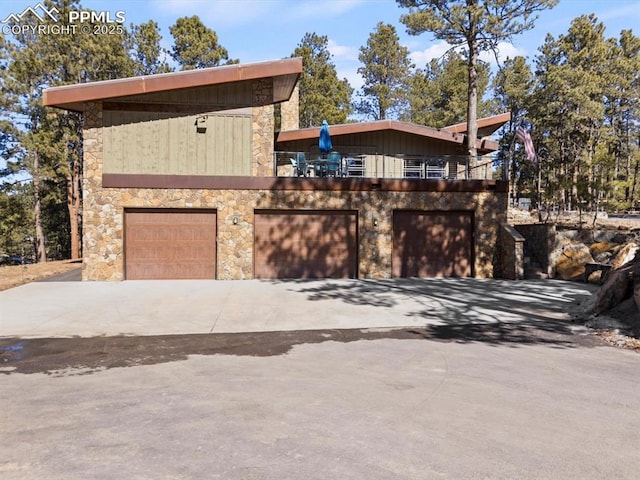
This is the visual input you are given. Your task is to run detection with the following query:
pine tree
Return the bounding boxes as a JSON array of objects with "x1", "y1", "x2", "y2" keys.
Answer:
[
  {"x1": 492, "y1": 56, "x2": 535, "y2": 202},
  {"x1": 0, "y1": 0, "x2": 134, "y2": 261},
  {"x1": 129, "y1": 20, "x2": 173, "y2": 75},
  {"x1": 407, "y1": 50, "x2": 492, "y2": 128},
  {"x1": 356, "y1": 22, "x2": 413, "y2": 120},
  {"x1": 531, "y1": 14, "x2": 616, "y2": 214},
  {"x1": 398, "y1": 0, "x2": 558, "y2": 156},
  {"x1": 169, "y1": 16, "x2": 237, "y2": 70},
  {"x1": 291, "y1": 33, "x2": 353, "y2": 128}
]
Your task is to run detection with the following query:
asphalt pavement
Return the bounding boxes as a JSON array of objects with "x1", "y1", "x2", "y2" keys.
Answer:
[{"x1": 2, "y1": 278, "x2": 639, "y2": 479}]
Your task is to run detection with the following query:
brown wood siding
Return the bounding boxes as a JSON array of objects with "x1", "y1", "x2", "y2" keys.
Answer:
[
  {"x1": 254, "y1": 210, "x2": 358, "y2": 279},
  {"x1": 125, "y1": 209, "x2": 217, "y2": 280},
  {"x1": 103, "y1": 110, "x2": 251, "y2": 176},
  {"x1": 278, "y1": 131, "x2": 466, "y2": 158},
  {"x1": 392, "y1": 210, "x2": 473, "y2": 278}
]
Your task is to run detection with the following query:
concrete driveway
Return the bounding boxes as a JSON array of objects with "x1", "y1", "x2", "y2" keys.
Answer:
[
  {"x1": 2, "y1": 278, "x2": 639, "y2": 479},
  {"x1": 1, "y1": 278, "x2": 596, "y2": 338}
]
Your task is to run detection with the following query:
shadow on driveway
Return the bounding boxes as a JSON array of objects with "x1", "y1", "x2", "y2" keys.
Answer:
[
  {"x1": 279, "y1": 278, "x2": 596, "y2": 324},
  {"x1": 0, "y1": 320, "x2": 605, "y2": 376}
]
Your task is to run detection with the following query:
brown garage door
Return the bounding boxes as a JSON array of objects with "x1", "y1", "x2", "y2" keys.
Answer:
[
  {"x1": 392, "y1": 210, "x2": 473, "y2": 278},
  {"x1": 125, "y1": 209, "x2": 216, "y2": 280},
  {"x1": 254, "y1": 210, "x2": 357, "y2": 279}
]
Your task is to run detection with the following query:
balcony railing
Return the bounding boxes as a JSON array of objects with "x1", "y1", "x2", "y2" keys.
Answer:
[{"x1": 274, "y1": 152, "x2": 496, "y2": 180}]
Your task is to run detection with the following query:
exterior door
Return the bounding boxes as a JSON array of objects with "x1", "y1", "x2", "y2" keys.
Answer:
[
  {"x1": 125, "y1": 209, "x2": 217, "y2": 280},
  {"x1": 393, "y1": 210, "x2": 473, "y2": 278},
  {"x1": 254, "y1": 210, "x2": 358, "y2": 279}
]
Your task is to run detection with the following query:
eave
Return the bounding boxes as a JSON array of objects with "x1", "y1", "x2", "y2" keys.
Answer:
[{"x1": 43, "y1": 57, "x2": 303, "y2": 112}]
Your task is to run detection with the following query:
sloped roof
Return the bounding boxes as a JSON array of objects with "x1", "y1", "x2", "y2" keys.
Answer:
[
  {"x1": 276, "y1": 118, "x2": 500, "y2": 153},
  {"x1": 442, "y1": 112, "x2": 511, "y2": 137},
  {"x1": 43, "y1": 58, "x2": 302, "y2": 112}
]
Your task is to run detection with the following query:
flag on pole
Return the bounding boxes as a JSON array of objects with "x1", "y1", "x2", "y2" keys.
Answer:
[{"x1": 515, "y1": 126, "x2": 536, "y2": 162}]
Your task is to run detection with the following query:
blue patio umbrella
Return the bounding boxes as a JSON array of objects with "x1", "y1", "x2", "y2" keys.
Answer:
[{"x1": 319, "y1": 120, "x2": 332, "y2": 154}]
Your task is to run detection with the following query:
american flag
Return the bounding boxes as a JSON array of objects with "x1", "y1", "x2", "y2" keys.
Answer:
[{"x1": 516, "y1": 126, "x2": 536, "y2": 162}]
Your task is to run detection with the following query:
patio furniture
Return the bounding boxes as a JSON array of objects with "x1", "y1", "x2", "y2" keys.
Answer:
[
  {"x1": 310, "y1": 158, "x2": 327, "y2": 177},
  {"x1": 291, "y1": 153, "x2": 309, "y2": 177},
  {"x1": 326, "y1": 151, "x2": 342, "y2": 177}
]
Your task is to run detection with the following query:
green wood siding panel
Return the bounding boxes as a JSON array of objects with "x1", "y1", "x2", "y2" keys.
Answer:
[
  {"x1": 103, "y1": 110, "x2": 252, "y2": 176},
  {"x1": 115, "y1": 83, "x2": 254, "y2": 108}
]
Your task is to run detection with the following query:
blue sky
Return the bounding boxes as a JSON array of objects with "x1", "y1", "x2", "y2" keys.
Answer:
[{"x1": 2, "y1": 0, "x2": 640, "y2": 91}]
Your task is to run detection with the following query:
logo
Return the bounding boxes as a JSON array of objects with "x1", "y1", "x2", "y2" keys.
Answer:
[
  {"x1": 1, "y1": 2, "x2": 59, "y2": 23},
  {"x1": 1, "y1": 2, "x2": 126, "y2": 35}
]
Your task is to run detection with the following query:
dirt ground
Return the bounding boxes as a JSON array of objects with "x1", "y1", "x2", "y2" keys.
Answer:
[{"x1": 0, "y1": 259, "x2": 81, "y2": 292}]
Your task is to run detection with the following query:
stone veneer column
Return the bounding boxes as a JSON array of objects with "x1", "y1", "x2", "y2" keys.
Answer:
[
  {"x1": 252, "y1": 79, "x2": 275, "y2": 177},
  {"x1": 216, "y1": 191, "x2": 255, "y2": 280},
  {"x1": 82, "y1": 102, "x2": 123, "y2": 281},
  {"x1": 280, "y1": 84, "x2": 299, "y2": 131}
]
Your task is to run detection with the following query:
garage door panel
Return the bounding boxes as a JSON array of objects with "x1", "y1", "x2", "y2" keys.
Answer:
[
  {"x1": 125, "y1": 210, "x2": 216, "y2": 280},
  {"x1": 254, "y1": 211, "x2": 357, "y2": 279},
  {"x1": 393, "y1": 211, "x2": 473, "y2": 278}
]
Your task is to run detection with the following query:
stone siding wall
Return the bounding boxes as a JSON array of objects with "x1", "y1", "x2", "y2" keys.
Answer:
[
  {"x1": 515, "y1": 223, "x2": 556, "y2": 276},
  {"x1": 252, "y1": 79, "x2": 274, "y2": 177},
  {"x1": 280, "y1": 84, "x2": 299, "y2": 131},
  {"x1": 496, "y1": 223, "x2": 525, "y2": 280},
  {"x1": 82, "y1": 101, "x2": 506, "y2": 281}
]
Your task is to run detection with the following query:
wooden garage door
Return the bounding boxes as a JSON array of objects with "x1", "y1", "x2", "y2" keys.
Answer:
[
  {"x1": 125, "y1": 209, "x2": 216, "y2": 280},
  {"x1": 392, "y1": 210, "x2": 473, "y2": 278},
  {"x1": 254, "y1": 210, "x2": 357, "y2": 279}
]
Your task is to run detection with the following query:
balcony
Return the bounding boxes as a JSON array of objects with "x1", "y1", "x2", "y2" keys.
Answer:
[{"x1": 274, "y1": 152, "x2": 496, "y2": 180}]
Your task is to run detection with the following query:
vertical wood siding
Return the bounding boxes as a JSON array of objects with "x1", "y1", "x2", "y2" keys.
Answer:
[{"x1": 103, "y1": 110, "x2": 252, "y2": 175}]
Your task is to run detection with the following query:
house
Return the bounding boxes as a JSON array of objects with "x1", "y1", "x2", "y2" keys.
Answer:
[{"x1": 43, "y1": 57, "x2": 510, "y2": 281}]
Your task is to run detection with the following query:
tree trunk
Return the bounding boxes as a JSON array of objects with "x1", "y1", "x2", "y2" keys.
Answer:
[
  {"x1": 33, "y1": 153, "x2": 47, "y2": 263},
  {"x1": 466, "y1": 36, "x2": 479, "y2": 161},
  {"x1": 66, "y1": 173, "x2": 81, "y2": 260}
]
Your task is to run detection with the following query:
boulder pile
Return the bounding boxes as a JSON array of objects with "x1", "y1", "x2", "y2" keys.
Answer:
[{"x1": 550, "y1": 229, "x2": 639, "y2": 283}]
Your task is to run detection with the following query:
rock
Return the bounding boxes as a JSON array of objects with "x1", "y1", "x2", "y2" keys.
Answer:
[
  {"x1": 594, "y1": 263, "x2": 634, "y2": 314},
  {"x1": 611, "y1": 242, "x2": 639, "y2": 270},
  {"x1": 590, "y1": 242, "x2": 617, "y2": 264},
  {"x1": 589, "y1": 241, "x2": 616, "y2": 255},
  {"x1": 634, "y1": 281, "x2": 640, "y2": 314},
  {"x1": 554, "y1": 244, "x2": 595, "y2": 281},
  {"x1": 587, "y1": 270, "x2": 604, "y2": 284}
]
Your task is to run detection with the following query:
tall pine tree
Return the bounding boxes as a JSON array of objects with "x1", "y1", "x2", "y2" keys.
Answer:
[
  {"x1": 291, "y1": 33, "x2": 353, "y2": 128},
  {"x1": 398, "y1": 0, "x2": 557, "y2": 156}
]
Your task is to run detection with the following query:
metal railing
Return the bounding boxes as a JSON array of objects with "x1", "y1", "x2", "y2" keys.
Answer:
[{"x1": 274, "y1": 152, "x2": 497, "y2": 180}]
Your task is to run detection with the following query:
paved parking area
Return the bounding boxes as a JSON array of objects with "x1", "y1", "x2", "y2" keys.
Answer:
[
  {"x1": 1, "y1": 278, "x2": 596, "y2": 337},
  {"x1": 1, "y1": 326, "x2": 639, "y2": 479},
  {"x1": 2, "y1": 278, "x2": 639, "y2": 479}
]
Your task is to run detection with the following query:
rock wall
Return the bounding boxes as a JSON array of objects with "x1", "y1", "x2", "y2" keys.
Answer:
[{"x1": 496, "y1": 223, "x2": 525, "y2": 280}]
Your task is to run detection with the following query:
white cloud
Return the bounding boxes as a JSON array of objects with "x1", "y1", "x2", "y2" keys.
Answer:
[
  {"x1": 479, "y1": 42, "x2": 527, "y2": 66},
  {"x1": 339, "y1": 66, "x2": 363, "y2": 91},
  {"x1": 410, "y1": 40, "x2": 452, "y2": 66},
  {"x1": 410, "y1": 40, "x2": 527, "y2": 69},
  {"x1": 327, "y1": 39, "x2": 358, "y2": 61}
]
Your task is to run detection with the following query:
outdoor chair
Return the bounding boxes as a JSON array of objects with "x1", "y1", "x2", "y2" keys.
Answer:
[
  {"x1": 291, "y1": 153, "x2": 309, "y2": 177},
  {"x1": 326, "y1": 151, "x2": 342, "y2": 177}
]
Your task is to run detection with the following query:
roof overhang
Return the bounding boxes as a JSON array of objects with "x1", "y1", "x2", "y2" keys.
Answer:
[
  {"x1": 442, "y1": 112, "x2": 511, "y2": 137},
  {"x1": 277, "y1": 119, "x2": 500, "y2": 154},
  {"x1": 43, "y1": 57, "x2": 302, "y2": 112}
]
